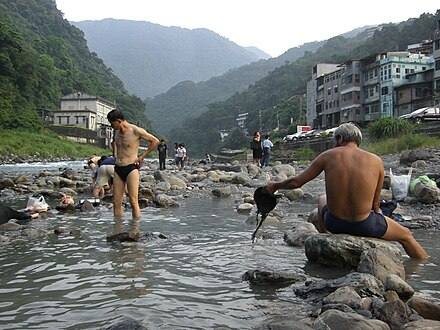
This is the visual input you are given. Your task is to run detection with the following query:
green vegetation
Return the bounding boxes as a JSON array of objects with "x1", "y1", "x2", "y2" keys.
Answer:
[
  {"x1": 362, "y1": 117, "x2": 440, "y2": 154},
  {"x1": 293, "y1": 148, "x2": 316, "y2": 161},
  {"x1": 0, "y1": 0, "x2": 152, "y2": 132},
  {"x1": 0, "y1": 129, "x2": 109, "y2": 158},
  {"x1": 363, "y1": 134, "x2": 440, "y2": 156},
  {"x1": 366, "y1": 117, "x2": 414, "y2": 140}
]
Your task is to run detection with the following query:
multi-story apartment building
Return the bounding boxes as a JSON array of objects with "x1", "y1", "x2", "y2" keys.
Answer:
[
  {"x1": 306, "y1": 63, "x2": 339, "y2": 128},
  {"x1": 433, "y1": 20, "x2": 440, "y2": 107},
  {"x1": 307, "y1": 50, "x2": 434, "y2": 128}
]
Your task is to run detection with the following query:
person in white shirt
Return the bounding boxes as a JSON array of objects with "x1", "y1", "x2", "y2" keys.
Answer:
[
  {"x1": 176, "y1": 143, "x2": 187, "y2": 170},
  {"x1": 261, "y1": 134, "x2": 274, "y2": 167}
]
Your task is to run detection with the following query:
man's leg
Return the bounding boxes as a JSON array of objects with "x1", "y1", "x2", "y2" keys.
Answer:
[
  {"x1": 112, "y1": 174, "x2": 125, "y2": 217},
  {"x1": 126, "y1": 169, "x2": 141, "y2": 219},
  {"x1": 317, "y1": 195, "x2": 330, "y2": 233},
  {"x1": 381, "y1": 216, "x2": 428, "y2": 259}
]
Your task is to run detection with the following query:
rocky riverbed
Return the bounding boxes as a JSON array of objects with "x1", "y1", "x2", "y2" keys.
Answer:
[{"x1": 1, "y1": 148, "x2": 440, "y2": 329}]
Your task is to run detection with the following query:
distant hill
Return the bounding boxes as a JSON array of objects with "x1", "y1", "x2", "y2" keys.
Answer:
[
  {"x1": 72, "y1": 19, "x2": 266, "y2": 98},
  {"x1": 245, "y1": 46, "x2": 272, "y2": 60}
]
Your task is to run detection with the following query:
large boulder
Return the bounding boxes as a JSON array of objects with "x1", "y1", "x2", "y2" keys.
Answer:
[{"x1": 305, "y1": 234, "x2": 402, "y2": 269}]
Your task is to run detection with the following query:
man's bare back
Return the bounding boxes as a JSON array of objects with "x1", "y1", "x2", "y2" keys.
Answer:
[{"x1": 321, "y1": 144, "x2": 383, "y2": 221}]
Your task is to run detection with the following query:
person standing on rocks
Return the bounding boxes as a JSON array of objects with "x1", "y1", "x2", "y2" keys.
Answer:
[
  {"x1": 261, "y1": 134, "x2": 274, "y2": 167},
  {"x1": 107, "y1": 109, "x2": 159, "y2": 222},
  {"x1": 264, "y1": 122, "x2": 428, "y2": 259},
  {"x1": 157, "y1": 139, "x2": 168, "y2": 170},
  {"x1": 251, "y1": 132, "x2": 263, "y2": 166}
]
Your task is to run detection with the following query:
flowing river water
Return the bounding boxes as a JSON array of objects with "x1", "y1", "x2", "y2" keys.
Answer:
[{"x1": 0, "y1": 162, "x2": 439, "y2": 329}]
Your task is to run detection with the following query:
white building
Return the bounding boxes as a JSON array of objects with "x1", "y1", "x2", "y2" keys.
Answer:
[{"x1": 53, "y1": 92, "x2": 115, "y2": 130}]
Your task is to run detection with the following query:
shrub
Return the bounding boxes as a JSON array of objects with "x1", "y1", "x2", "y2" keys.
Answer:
[{"x1": 366, "y1": 118, "x2": 414, "y2": 140}]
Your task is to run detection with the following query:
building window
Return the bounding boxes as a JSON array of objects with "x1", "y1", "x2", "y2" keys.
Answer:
[
  {"x1": 435, "y1": 59, "x2": 440, "y2": 71},
  {"x1": 58, "y1": 117, "x2": 62, "y2": 124},
  {"x1": 365, "y1": 106, "x2": 370, "y2": 114},
  {"x1": 334, "y1": 86, "x2": 338, "y2": 93},
  {"x1": 381, "y1": 86, "x2": 389, "y2": 95}
]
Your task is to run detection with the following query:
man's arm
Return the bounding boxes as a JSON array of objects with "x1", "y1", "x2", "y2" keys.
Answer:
[
  {"x1": 372, "y1": 160, "x2": 385, "y2": 212},
  {"x1": 137, "y1": 127, "x2": 160, "y2": 166},
  {"x1": 265, "y1": 153, "x2": 326, "y2": 194}
]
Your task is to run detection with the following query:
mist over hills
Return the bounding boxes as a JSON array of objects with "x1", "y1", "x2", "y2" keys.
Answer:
[{"x1": 72, "y1": 19, "x2": 268, "y2": 99}]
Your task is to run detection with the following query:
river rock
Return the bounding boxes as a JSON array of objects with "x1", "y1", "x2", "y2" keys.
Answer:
[
  {"x1": 375, "y1": 299, "x2": 408, "y2": 330},
  {"x1": 242, "y1": 269, "x2": 306, "y2": 285},
  {"x1": 305, "y1": 234, "x2": 402, "y2": 269},
  {"x1": 407, "y1": 297, "x2": 440, "y2": 321},
  {"x1": 284, "y1": 222, "x2": 318, "y2": 247},
  {"x1": 294, "y1": 272, "x2": 384, "y2": 303},
  {"x1": 313, "y1": 309, "x2": 390, "y2": 330},
  {"x1": 385, "y1": 274, "x2": 414, "y2": 301},
  {"x1": 322, "y1": 286, "x2": 362, "y2": 309},
  {"x1": 402, "y1": 319, "x2": 440, "y2": 329},
  {"x1": 357, "y1": 247, "x2": 405, "y2": 284}
]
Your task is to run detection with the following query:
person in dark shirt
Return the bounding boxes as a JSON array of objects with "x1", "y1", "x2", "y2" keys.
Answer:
[
  {"x1": 157, "y1": 139, "x2": 168, "y2": 170},
  {"x1": 0, "y1": 204, "x2": 38, "y2": 225}
]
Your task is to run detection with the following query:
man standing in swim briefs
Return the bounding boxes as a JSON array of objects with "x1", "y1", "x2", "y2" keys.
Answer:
[
  {"x1": 107, "y1": 109, "x2": 159, "y2": 222},
  {"x1": 263, "y1": 122, "x2": 428, "y2": 259}
]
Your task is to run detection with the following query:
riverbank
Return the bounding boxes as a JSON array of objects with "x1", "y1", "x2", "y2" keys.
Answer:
[{"x1": 0, "y1": 129, "x2": 109, "y2": 162}]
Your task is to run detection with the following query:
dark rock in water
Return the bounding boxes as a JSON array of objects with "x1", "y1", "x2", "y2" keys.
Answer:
[
  {"x1": 80, "y1": 200, "x2": 95, "y2": 212},
  {"x1": 106, "y1": 232, "x2": 140, "y2": 242},
  {"x1": 242, "y1": 269, "x2": 306, "y2": 285},
  {"x1": 69, "y1": 228, "x2": 81, "y2": 237},
  {"x1": 142, "y1": 232, "x2": 167, "y2": 241},
  {"x1": 105, "y1": 317, "x2": 147, "y2": 330},
  {"x1": 56, "y1": 204, "x2": 76, "y2": 212}
]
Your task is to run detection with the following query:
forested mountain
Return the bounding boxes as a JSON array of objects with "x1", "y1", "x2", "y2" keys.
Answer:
[
  {"x1": 0, "y1": 0, "x2": 151, "y2": 131},
  {"x1": 72, "y1": 19, "x2": 265, "y2": 99},
  {"x1": 169, "y1": 11, "x2": 440, "y2": 157},
  {"x1": 145, "y1": 27, "x2": 372, "y2": 135}
]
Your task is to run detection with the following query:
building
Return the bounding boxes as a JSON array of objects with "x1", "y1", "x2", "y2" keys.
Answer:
[
  {"x1": 54, "y1": 92, "x2": 115, "y2": 130},
  {"x1": 307, "y1": 51, "x2": 434, "y2": 128},
  {"x1": 433, "y1": 19, "x2": 440, "y2": 107},
  {"x1": 53, "y1": 92, "x2": 116, "y2": 147}
]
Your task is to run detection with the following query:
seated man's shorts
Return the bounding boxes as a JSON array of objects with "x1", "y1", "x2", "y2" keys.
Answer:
[{"x1": 322, "y1": 205, "x2": 388, "y2": 238}]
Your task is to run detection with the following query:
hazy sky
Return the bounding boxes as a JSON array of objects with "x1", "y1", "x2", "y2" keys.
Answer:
[{"x1": 55, "y1": 1, "x2": 438, "y2": 57}]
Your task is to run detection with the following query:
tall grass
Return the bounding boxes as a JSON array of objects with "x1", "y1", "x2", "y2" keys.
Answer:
[
  {"x1": 363, "y1": 134, "x2": 440, "y2": 155},
  {"x1": 0, "y1": 129, "x2": 110, "y2": 158}
]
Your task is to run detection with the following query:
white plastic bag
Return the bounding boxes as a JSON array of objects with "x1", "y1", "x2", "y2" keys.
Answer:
[
  {"x1": 25, "y1": 195, "x2": 49, "y2": 212},
  {"x1": 390, "y1": 168, "x2": 412, "y2": 201}
]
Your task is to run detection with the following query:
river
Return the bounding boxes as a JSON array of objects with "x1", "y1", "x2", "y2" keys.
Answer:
[{"x1": 0, "y1": 162, "x2": 438, "y2": 329}]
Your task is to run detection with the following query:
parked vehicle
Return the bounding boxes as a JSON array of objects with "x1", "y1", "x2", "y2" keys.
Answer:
[
  {"x1": 322, "y1": 127, "x2": 338, "y2": 137},
  {"x1": 301, "y1": 129, "x2": 318, "y2": 139},
  {"x1": 283, "y1": 131, "x2": 303, "y2": 141},
  {"x1": 408, "y1": 107, "x2": 440, "y2": 123}
]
